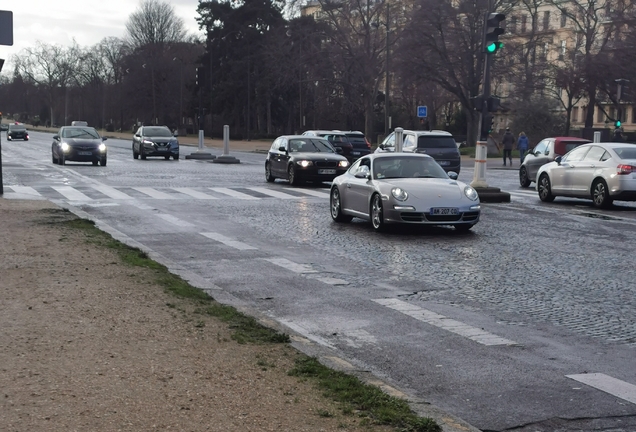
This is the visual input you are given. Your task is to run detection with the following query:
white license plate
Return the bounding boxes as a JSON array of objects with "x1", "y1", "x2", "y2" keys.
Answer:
[
  {"x1": 430, "y1": 207, "x2": 459, "y2": 215},
  {"x1": 78, "y1": 151, "x2": 92, "y2": 156},
  {"x1": 318, "y1": 169, "x2": 336, "y2": 175},
  {"x1": 352, "y1": 151, "x2": 360, "y2": 155},
  {"x1": 438, "y1": 160, "x2": 450, "y2": 166}
]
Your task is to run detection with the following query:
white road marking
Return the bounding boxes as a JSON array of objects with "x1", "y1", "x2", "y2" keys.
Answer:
[
  {"x1": 262, "y1": 257, "x2": 318, "y2": 274},
  {"x1": 9, "y1": 186, "x2": 41, "y2": 197},
  {"x1": 248, "y1": 187, "x2": 297, "y2": 199},
  {"x1": 372, "y1": 298, "x2": 517, "y2": 346},
  {"x1": 294, "y1": 188, "x2": 330, "y2": 198},
  {"x1": 127, "y1": 202, "x2": 154, "y2": 211},
  {"x1": 83, "y1": 203, "x2": 120, "y2": 208},
  {"x1": 566, "y1": 373, "x2": 636, "y2": 405},
  {"x1": 208, "y1": 187, "x2": 259, "y2": 200},
  {"x1": 201, "y1": 232, "x2": 257, "y2": 250},
  {"x1": 132, "y1": 187, "x2": 174, "y2": 199},
  {"x1": 157, "y1": 214, "x2": 195, "y2": 227},
  {"x1": 51, "y1": 186, "x2": 92, "y2": 201},
  {"x1": 91, "y1": 185, "x2": 134, "y2": 200},
  {"x1": 173, "y1": 187, "x2": 218, "y2": 200},
  {"x1": 308, "y1": 276, "x2": 349, "y2": 285}
]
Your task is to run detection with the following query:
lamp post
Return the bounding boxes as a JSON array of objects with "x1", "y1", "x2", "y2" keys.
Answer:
[{"x1": 172, "y1": 57, "x2": 183, "y2": 131}]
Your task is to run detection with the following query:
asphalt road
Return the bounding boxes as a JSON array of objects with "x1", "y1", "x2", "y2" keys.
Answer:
[{"x1": 3, "y1": 131, "x2": 636, "y2": 432}]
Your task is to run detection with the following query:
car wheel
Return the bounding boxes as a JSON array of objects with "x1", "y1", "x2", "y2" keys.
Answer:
[
  {"x1": 92, "y1": 160, "x2": 99, "y2": 166},
  {"x1": 165, "y1": 155, "x2": 170, "y2": 160},
  {"x1": 133, "y1": 146, "x2": 139, "y2": 159},
  {"x1": 454, "y1": 224, "x2": 474, "y2": 232},
  {"x1": 370, "y1": 193, "x2": 387, "y2": 232},
  {"x1": 519, "y1": 166, "x2": 531, "y2": 187},
  {"x1": 592, "y1": 179, "x2": 613, "y2": 209},
  {"x1": 140, "y1": 147, "x2": 146, "y2": 160},
  {"x1": 173, "y1": 154, "x2": 179, "y2": 160},
  {"x1": 538, "y1": 173, "x2": 555, "y2": 202},
  {"x1": 100, "y1": 157, "x2": 107, "y2": 167},
  {"x1": 288, "y1": 165, "x2": 299, "y2": 186},
  {"x1": 330, "y1": 187, "x2": 353, "y2": 223},
  {"x1": 265, "y1": 162, "x2": 275, "y2": 182},
  {"x1": 59, "y1": 154, "x2": 65, "y2": 166},
  {"x1": 52, "y1": 153, "x2": 57, "y2": 164}
]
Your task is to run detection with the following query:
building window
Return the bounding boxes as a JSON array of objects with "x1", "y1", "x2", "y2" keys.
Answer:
[
  {"x1": 631, "y1": 107, "x2": 636, "y2": 123},
  {"x1": 521, "y1": 15, "x2": 527, "y2": 33},
  {"x1": 560, "y1": 10, "x2": 567, "y2": 27},
  {"x1": 509, "y1": 16, "x2": 517, "y2": 34},
  {"x1": 543, "y1": 11, "x2": 550, "y2": 31},
  {"x1": 572, "y1": 107, "x2": 579, "y2": 122},
  {"x1": 541, "y1": 43, "x2": 549, "y2": 60}
]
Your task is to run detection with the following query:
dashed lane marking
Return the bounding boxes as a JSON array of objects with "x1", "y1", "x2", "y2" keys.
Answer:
[
  {"x1": 566, "y1": 373, "x2": 636, "y2": 405},
  {"x1": 200, "y1": 232, "x2": 257, "y2": 250},
  {"x1": 372, "y1": 298, "x2": 517, "y2": 346},
  {"x1": 248, "y1": 187, "x2": 298, "y2": 199},
  {"x1": 262, "y1": 257, "x2": 319, "y2": 274}
]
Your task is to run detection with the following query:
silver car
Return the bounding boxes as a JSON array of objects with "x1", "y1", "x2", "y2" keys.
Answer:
[
  {"x1": 536, "y1": 142, "x2": 636, "y2": 208},
  {"x1": 330, "y1": 153, "x2": 481, "y2": 232}
]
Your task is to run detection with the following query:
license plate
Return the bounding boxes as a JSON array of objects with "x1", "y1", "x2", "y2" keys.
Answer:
[
  {"x1": 438, "y1": 160, "x2": 450, "y2": 166},
  {"x1": 78, "y1": 151, "x2": 92, "y2": 156},
  {"x1": 157, "y1": 147, "x2": 168, "y2": 151},
  {"x1": 352, "y1": 151, "x2": 360, "y2": 155},
  {"x1": 430, "y1": 207, "x2": 459, "y2": 215},
  {"x1": 318, "y1": 169, "x2": 336, "y2": 175}
]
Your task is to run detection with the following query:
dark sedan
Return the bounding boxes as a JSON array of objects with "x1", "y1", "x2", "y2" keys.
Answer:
[
  {"x1": 52, "y1": 126, "x2": 107, "y2": 166},
  {"x1": 132, "y1": 125, "x2": 179, "y2": 160},
  {"x1": 7, "y1": 124, "x2": 29, "y2": 141},
  {"x1": 265, "y1": 135, "x2": 350, "y2": 185}
]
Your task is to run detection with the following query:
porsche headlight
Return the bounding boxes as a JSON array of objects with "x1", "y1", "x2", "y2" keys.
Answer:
[
  {"x1": 61, "y1": 142, "x2": 70, "y2": 152},
  {"x1": 464, "y1": 185, "x2": 479, "y2": 201},
  {"x1": 99, "y1": 143, "x2": 106, "y2": 152},
  {"x1": 391, "y1": 187, "x2": 408, "y2": 201},
  {"x1": 338, "y1": 160, "x2": 349, "y2": 168},
  {"x1": 296, "y1": 160, "x2": 313, "y2": 167}
]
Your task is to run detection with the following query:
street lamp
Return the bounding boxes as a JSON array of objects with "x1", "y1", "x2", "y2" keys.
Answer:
[{"x1": 286, "y1": 29, "x2": 303, "y2": 133}]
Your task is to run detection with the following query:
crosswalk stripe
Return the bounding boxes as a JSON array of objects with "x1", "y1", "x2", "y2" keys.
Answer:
[
  {"x1": 208, "y1": 187, "x2": 259, "y2": 200},
  {"x1": 567, "y1": 373, "x2": 636, "y2": 405},
  {"x1": 91, "y1": 185, "x2": 134, "y2": 200},
  {"x1": 9, "y1": 186, "x2": 41, "y2": 197},
  {"x1": 157, "y1": 214, "x2": 195, "y2": 227},
  {"x1": 132, "y1": 187, "x2": 174, "y2": 199},
  {"x1": 173, "y1": 187, "x2": 218, "y2": 200},
  {"x1": 294, "y1": 188, "x2": 331, "y2": 198},
  {"x1": 247, "y1": 187, "x2": 298, "y2": 199},
  {"x1": 201, "y1": 232, "x2": 257, "y2": 250},
  {"x1": 262, "y1": 257, "x2": 318, "y2": 274},
  {"x1": 51, "y1": 186, "x2": 92, "y2": 201}
]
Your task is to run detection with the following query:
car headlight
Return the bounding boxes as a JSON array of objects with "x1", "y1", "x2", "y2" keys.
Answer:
[
  {"x1": 170, "y1": 139, "x2": 179, "y2": 147},
  {"x1": 391, "y1": 187, "x2": 408, "y2": 201},
  {"x1": 99, "y1": 143, "x2": 106, "y2": 152},
  {"x1": 296, "y1": 160, "x2": 313, "y2": 167},
  {"x1": 464, "y1": 186, "x2": 479, "y2": 201},
  {"x1": 142, "y1": 139, "x2": 154, "y2": 145},
  {"x1": 338, "y1": 160, "x2": 349, "y2": 168},
  {"x1": 61, "y1": 142, "x2": 70, "y2": 152}
]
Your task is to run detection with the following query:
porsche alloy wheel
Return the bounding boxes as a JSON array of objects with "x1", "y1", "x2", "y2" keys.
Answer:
[
  {"x1": 330, "y1": 187, "x2": 352, "y2": 222},
  {"x1": 370, "y1": 193, "x2": 386, "y2": 232}
]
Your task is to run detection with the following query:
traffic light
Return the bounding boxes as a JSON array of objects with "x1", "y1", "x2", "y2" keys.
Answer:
[
  {"x1": 481, "y1": 113, "x2": 494, "y2": 136},
  {"x1": 487, "y1": 96, "x2": 501, "y2": 112},
  {"x1": 615, "y1": 120, "x2": 621, "y2": 128},
  {"x1": 195, "y1": 66, "x2": 206, "y2": 87},
  {"x1": 484, "y1": 13, "x2": 505, "y2": 54}
]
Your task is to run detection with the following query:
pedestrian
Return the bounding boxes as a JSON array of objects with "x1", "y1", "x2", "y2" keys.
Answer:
[
  {"x1": 613, "y1": 128, "x2": 623, "y2": 142},
  {"x1": 517, "y1": 132, "x2": 529, "y2": 164},
  {"x1": 501, "y1": 127, "x2": 515, "y2": 166}
]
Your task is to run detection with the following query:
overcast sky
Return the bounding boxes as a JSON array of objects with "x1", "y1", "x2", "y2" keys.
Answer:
[{"x1": 0, "y1": 0, "x2": 204, "y2": 74}]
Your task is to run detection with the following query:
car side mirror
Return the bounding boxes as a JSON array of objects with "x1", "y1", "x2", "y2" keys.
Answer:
[
  {"x1": 447, "y1": 171, "x2": 459, "y2": 180},
  {"x1": 102, "y1": 137, "x2": 108, "y2": 141},
  {"x1": 555, "y1": 156, "x2": 562, "y2": 165},
  {"x1": 354, "y1": 171, "x2": 370, "y2": 179},
  {"x1": 278, "y1": 146, "x2": 286, "y2": 152},
  {"x1": 53, "y1": 135, "x2": 59, "y2": 140},
  {"x1": 379, "y1": 144, "x2": 385, "y2": 150},
  {"x1": 173, "y1": 133, "x2": 179, "y2": 137}
]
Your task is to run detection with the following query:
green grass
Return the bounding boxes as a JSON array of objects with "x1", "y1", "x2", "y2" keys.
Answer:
[{"x1": 43, "y1": 209, "x2": 441, "y2": 431}]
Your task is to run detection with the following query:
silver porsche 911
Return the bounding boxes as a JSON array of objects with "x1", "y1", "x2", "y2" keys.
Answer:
[{"x1": 329, "y1": 153, "x2": 481, "y2": 232}]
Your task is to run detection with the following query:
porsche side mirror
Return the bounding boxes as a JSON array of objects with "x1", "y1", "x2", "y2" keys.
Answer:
[
  {"x1": 53, "y1": 135, "x2": 59, "y2": 140},
  {"x1": 354, "y1": 171, "x2": 370, "y2": 179},
  {"x1": 447, "y1": 171, "x2": 459, "y2": 180}
]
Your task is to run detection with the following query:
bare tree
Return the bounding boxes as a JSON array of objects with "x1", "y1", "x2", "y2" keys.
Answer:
[{"x1": 125, "y1": 0, "x2": 187, "y2": 49}]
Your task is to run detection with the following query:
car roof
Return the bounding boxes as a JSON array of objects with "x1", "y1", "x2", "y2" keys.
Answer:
[
  {"x1": 552, "y1": 137, "x2": 591, "y2": 142},
  {"x1": 401, "y1": 129, "x2": 453, "y2": 136},
  {"x1": 278, "y1": 135, "x2": 330, "y2": 140},
  {"x1": 367, "y1": 152, "x2": 434, "y2": 160}
]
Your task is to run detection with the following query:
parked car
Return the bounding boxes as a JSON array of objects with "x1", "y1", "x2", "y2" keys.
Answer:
[
  {"x1": 375, "y1": 130, "x2": 462, "y2": 175},
  {"x1": 71, "y1": 120, "x2": 88, "y2": 126},
  {"x1": 330, "y1": 153, "x2": 480, "y2": 232},
  {"x1": 519, "y1": 136, "x2": 591, "y2": 187},
  {"x1": 265, "y1": 135, "x2": 350, "y2": 186},
  {"x1": 301, "y1": 130, "x2": 354, "y2": 161},
  {"x1": 132, "y1": 125, "x2": 179, "y2": 160},
  {"x1": 52, "y1": 126, "x2": 107, "y2": 166},
  {"x1": 341, "y1": 130, "x2": 372, "y2": 159},
  {"x1": 7, "y1": 123, "x2": 29, "y2": 141},
  {"x1": 536, "y1": 142, "x2": 636, "y2": 208}
]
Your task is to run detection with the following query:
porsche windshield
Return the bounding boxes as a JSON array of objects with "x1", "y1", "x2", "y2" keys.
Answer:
[{"x1": 373, "y1": 156, "x2": 448, "y2": 179}]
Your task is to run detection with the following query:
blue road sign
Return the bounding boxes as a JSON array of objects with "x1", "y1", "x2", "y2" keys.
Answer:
[{"x1": 417, "y1": 106, "x2": 427, "y2": 118}]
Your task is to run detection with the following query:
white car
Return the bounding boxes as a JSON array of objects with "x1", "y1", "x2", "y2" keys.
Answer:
[
  {"x1": 536, "y1": 142, "x2": 636, "y2": 208},
  {"x1": 330, "y1": 153, "x2": 480, "y2": 232}
]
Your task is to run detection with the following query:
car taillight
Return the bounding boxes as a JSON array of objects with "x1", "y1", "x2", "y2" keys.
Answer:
[{"x1": 617, "y1": 164, "x2": 634, "y2": 175}]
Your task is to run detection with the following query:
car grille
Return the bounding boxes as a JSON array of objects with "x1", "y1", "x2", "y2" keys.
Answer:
[
  {"x1": 400, "y1": 211, "x2": 479, "y2": 223},
  {"x1": 315, "y1": 161, "x2": 338, "y2": 168}
]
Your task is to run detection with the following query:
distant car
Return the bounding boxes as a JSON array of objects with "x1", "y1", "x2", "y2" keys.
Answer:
[
  {"x1": 301, "y1": 130, "x2": 354, "y2": 161},
  {"x1": 330, "y1": 153, "x2": 480, "y2": 232},
  {"x1": 52, "y1": 126, "x2": 107, "y2": 166},
  {"x1": 265, "y1": 135, "x2": 350, "y2": 186},
  {"x1": 375, "y1": 130, "x2": 461, "y2": 175},
  {"x1": 536, "y1": 142, "x2": 636, "y2": 208},
  {"x1": 132, "y1": 125, "x2": 179, "y2": 160},
  {"x1": 7, "y1": 124, "x2": 29, "y2": 141},
  {"x1": 71, "y1": 120, "x2": 88, "y2": 126},
  {"x1": 519, "y1": 137, "x2": 591, "y2": 187},
  {"x1": 341, "y1": 130, "x2": 372, "y2": 160},
  {"x1": 0, "y1": 123, "x2": 8, "y2": 132}
]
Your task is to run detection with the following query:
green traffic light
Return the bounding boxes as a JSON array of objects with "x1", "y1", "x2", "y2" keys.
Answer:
[
  {"x1": 486, "y1": 41, "x2": 504, "y2": 53},
  {"x1": 615, "y1": 120, "x2": 621, "y2": 127}
]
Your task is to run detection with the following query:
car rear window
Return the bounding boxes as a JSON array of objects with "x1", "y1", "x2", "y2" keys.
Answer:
[
  {"x1": 10, "y1": 125, "x2": 26, "y2": 131},
  {"x1": 417, "y1": 136, "x2": 457, "y2": 149},
  {"x1": 614, "y1": 147, "x2": 636, "y2": 160}
]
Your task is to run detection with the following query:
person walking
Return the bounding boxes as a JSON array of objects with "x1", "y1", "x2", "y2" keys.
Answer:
[
  {"x1": 501, "y1": 127, "x2": 515, "y2": 166},
  {"x1": 517, "y1": 132, "x2": 529, "y2": 164}
]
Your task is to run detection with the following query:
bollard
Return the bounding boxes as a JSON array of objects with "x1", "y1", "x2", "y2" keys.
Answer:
[
  {"x1": 395, "y1": 127, "x2": 404, "y2": 152},
  {"x1": 212, "y1": 125, "x2": 240, "y2": 164},
  {"x1": 185, "y1": 129, "x2": 215, "y2": 160}
]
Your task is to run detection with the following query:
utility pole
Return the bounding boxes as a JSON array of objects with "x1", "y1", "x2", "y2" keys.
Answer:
[{"x1": 384, "y1": 2, "x2": 390, "y2": 137}]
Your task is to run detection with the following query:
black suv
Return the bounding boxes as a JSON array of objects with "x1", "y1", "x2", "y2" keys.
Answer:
[
  {"x1": 302, "y1": 130, "x2": 356, "y2": 162},
  {"x1": 7, "y1": 124, "x2": 29, "y2": 141},
  {"x1": 341, "y1": 131, "x2": 371, "y2": 159},
  {"x1": 132, "y1": 126, "x2": 180, "y2": 160}
]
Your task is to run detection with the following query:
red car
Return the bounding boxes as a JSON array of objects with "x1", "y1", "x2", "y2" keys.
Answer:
[{"x1": 519, "y1": 137, "x2": 591, "y2": 187}]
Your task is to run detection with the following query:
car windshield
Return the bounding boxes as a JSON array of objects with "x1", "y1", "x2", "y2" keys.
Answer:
[
  {"x1": 614, "y1": 147, "x2": 636, "y2": 160},
  {"x1": 144, "y1": 127, "x2": 172, "y2": 137},
  {"x1": 9, "y1": 125, "x2": 26, "y2": 131},
  {"x1": 289, "y1": 138, "x2": 334, "y2": 153},
  {"x1": 417, "y1": 136, "x2": 457, "y2": 149},
  {"x1": 373, "y1": 156, "x2": 448, "y2": 179},
  {"x1": 62, "y1": 127, "x2": 99, "y2": 139}
]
